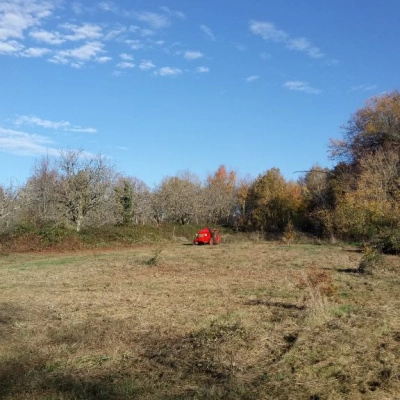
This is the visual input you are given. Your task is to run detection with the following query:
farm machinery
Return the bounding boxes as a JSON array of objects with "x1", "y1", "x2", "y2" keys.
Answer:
[{"x1": 193, "y1": 227, "x2": 221, "y2": 245}]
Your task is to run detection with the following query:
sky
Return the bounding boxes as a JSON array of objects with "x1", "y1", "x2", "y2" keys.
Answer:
[{"x1": 1, "y1": 0, "x2": 399, "y2": 188}]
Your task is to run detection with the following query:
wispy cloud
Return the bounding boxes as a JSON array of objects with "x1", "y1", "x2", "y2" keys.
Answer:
[
  {"x1": 98, "y1": 2, "x2": 120, "y2": 14},
  {"x1": 156, "y1": 66, "x2": 182, "y2": 76},
  {"x1": 249, "y1": 20, "x2": 324, "y2": 59},
  {"x1": 0, "y1": 2, "x2": 189, "y2": 70},
  {"x1": 124, "y1": 39, "x2": 145, "y2": 50},
  {"x1": 246, "y1": 75, "x2": 259, "y2": 83},
  {"x1": 49, "y1": 41, "x2": 108, "y2": 68},
  {"x1": 196, "y1": 66, "x2": 209, "y2": 73},
  {"x1": 283, "y1": 81, "x2": 321, "y2": 94},
  {"x1": 21, "y1": 47, "x2": 51, "y2": 57},
  {"x1": 184, "y1": 50, "x2": 203, "y2": 60},
  {"x1": 159, "y1": 6, "x2": 185, "y2": 21},
  {"x1": 0, "y1": 127, "x2": 58, "y2": 156},
  {"x1": 139, "y1": 59, "x2": 156, "y2": 70},
  {"x1": 120, "y1": 53, "x2": 134, "y2": 61},
  {"x1": 61, "y1": 23, "x2": 103, "y2": 41},
  {"x1": 350, "y1": 84, "x2": 377, "y2": 92},
  {"x1": 0, "y1": 40, "x2": 23, "y2": 55},
  {"x1": 200, "y1": 24, "x2": 215, "y2": 41},
  {"x1": 135, "y1": 11, "x2": 170, "y2": 29},
  {"x1": 30, "y1": 29, "x2": 65, "y2": 45},
  {"x1": 235, "y1": 43, "x2": 247, "y2": 52},
  {"x1": 15, "y1": 115, "x2": 97, "y2": 133},
  {"x1": 117, "y1": 61, "x2": 135, "y2": 69}
]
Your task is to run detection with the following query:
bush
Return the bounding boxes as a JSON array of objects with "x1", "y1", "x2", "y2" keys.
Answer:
[
  {"x1": 373, "y1": 231, "x2": 400, "y2": 255},
  {"x1": 357, "y1": 246, "x2": 383, "y2": 274}
]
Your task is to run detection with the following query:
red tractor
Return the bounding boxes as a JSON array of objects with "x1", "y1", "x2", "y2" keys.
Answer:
[{"x1": 193, "y1": 227, "x2": 221, "y2": 245}]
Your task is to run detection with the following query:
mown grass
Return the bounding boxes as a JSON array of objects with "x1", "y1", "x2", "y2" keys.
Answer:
[{"x1": 0, "y1": 240, "x2": 399, "y2": 399}]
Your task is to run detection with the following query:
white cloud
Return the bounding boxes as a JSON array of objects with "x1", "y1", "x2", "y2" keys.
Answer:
[
  {"x1": 120, "y1": 53, "x2": 134, "y2": 61},
  {"x1": 98, "y1": 2, "x2": 119, "y2": 13},
  {"x1": 125, "y1": 39, "x2": 144, "y2": 50},
  {"x1": 104, "y1": 26, "x2": 127, "y2": 41},
  {"x1": 117, "y1": 61, "x2": 135, "y2": 69},
  {"x1": 139, "y1": 59, "x2": 155, "y2": 70},
  {"x1": 97, "y1": 56, "x2": 111, "y2": 63},
  {"x1": 71, "y1": 2, "x2": 85, "y2": 15},
  {"x1": 249, "y1": 20, "x2": 324, "y2": 59},
  {"x1": 0, "y1": 40, "x2": 24, "y2": 54},
  {"x1": 61, "y1": 23, "x2": 103, "y2": 41},
  {"x1": 200, "y1": 24, "x2": 215, "y2": 41},
  {"x1": 184, "y1": 50, "x2": 203, "y2": 60},
  {"x1": 15, "y1": 115, "x2": 97, "y2": 133},
  {"x1": 29, "y1": 29, "x2": 64, "y2": 44},
  {"x1": 21, "y1": 47, "x2": 50, "y2": 57},
  {"x1": 283, "y1": 81, "x2": 321, "y2": 94},
  {"x1": 156, "y1": 66, "x2": 182, "y2": 76},
  {"x1": 196, "y1": 66, "x2": 209, "y2": 73},
  {"x1": 50, "y1": 41, "x2": 107, "y2": 67},
  {"x1": 0, "y1": 0, "x2": 56, "y2": 41},
  {"x1": 250, "y1": 21, "x2": 288, "y2": 42},
  {"x1": 135, "y1": 11, "x2": 170, "y2": 29},
  {"x1": 0, "y1": 126, "x2": 58, "y2": 156},
  {"x1": 159, "y1": 6, "x2": 185, "y2": 21},
  {"x1": 350, "y1": 84, "x2": 377, "y2": 92},
  {"x1": 246, "y1": 75, "x2": 259, "y2": 83},
  {"x1": 128, "y1": 25, "x2": 156, "y2": 37}
]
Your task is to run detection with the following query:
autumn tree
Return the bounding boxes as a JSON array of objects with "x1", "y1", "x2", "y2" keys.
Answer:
[
  {"x1": 299, "y1": 165, "x2": 335, "y2": 235},
  {"x1": 328, "y1": 90, "x2": 400, "y2": 240},
  {"x1": 330, "y1": 90, "x2": 400, "y2": 164},
  {"x1": 331, "y1": 149, "x2": 400, "y2": 239},
  {"x1": 234, "y1": 176, "x2": 252, "y2": 229},
  {"x1": 205, "y1": 165, "x2": 237, "y2": 224},
  {"x1": 245, "y1": 168, "x2": 303, "y2": 233}
]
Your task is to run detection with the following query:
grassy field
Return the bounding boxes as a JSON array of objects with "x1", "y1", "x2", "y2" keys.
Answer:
[{"x1": 0, "y1": 239, "x2": 399, "y2": 399}]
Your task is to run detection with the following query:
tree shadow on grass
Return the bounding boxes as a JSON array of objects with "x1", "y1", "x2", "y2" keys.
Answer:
[
  {"x1": 0, "y1": 354, "x2": 142, "y2": 400},
  {"x1": 337, "y1": 267, "x2": 360, "y2": 274},
  {"x1": 244, "y1": 299, "x2": 305, "y2": 310}
]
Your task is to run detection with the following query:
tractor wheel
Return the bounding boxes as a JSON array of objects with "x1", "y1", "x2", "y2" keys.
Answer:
[
  {"x1": 212, "y1": 233, "x2": 218, "y2": 245},
  {"x1": 209, "y1": 238, "x2": 214, "y2": 245}
]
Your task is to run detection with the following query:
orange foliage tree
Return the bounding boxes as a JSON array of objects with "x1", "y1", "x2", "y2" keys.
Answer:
[{"x1": 205, "y1": 165, "x2": 237, "y2": 224}]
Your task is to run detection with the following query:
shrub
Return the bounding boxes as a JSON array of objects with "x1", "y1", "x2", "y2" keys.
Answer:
[
  {"x1": 373, "y1": 231, "x2": 400, "y2": 255},
  {"x1": 357, "y1": 246, "x2": 383, "y2": 274}
]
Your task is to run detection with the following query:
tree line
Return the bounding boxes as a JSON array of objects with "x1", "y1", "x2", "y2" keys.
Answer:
[{"x1": 1, "y1": 91, "x2": 399, "y2": 247}]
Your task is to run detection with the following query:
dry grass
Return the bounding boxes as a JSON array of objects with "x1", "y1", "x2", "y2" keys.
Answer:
[{"x1": 0, "y1": 241, "x2": 399, "y2": 399}]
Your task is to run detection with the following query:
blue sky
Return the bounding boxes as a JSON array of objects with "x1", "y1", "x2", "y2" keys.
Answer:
[{"x1": 1, "y1": 0, "x2": 399, "y2": 188}]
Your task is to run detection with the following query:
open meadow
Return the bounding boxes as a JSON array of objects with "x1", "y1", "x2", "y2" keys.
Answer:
[{"x1": 0, "y1": 240, "x2": 399, "y2": 399}]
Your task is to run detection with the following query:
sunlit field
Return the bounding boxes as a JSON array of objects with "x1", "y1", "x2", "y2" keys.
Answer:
[{"x1": 0, "y1": 240, "x2": 399, "y2": 399}]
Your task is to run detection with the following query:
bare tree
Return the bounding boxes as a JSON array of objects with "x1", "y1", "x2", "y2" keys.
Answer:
[
  {"x1": 0, "y1": 182, "x2": 21, "y2": 232},
  {"x1": 23, "y1": 156, "x2": 59, "y2": 224},
  {"x1": 152, "y1": 172, "x2": 203, "y2": 224},
  {"x1": 300, "y1": 165, "x2": 332, "y2": 209},
  {"x1": 54, "y1": 150, "x2": 116, "y2": 232}
]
